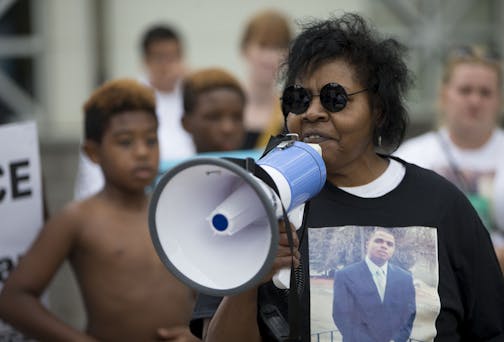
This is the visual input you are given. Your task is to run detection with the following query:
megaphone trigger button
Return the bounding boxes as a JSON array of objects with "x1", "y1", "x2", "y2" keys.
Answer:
[{"x1": 277, "y1": 140, "x2": 295, "y2": 150}]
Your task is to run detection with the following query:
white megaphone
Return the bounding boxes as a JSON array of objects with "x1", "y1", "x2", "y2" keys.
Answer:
[{"x1": 149, "y1": 137, "x2": 326, "y2": 296}]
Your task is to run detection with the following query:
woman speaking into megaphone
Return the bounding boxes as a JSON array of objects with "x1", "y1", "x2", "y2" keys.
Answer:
[{"x1": 199, "y1": 12, "x2": 504, "y2": 342}]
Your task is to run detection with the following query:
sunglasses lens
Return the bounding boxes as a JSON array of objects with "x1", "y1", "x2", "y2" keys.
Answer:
[
  {"x1": 282, "y1": 85, "x2": 311, "y2": 115},
  {"x1": 320, "y1": 83, "x2": 347, "y2": 112}
]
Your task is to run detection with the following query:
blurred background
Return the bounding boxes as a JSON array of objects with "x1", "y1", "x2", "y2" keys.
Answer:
[{"x1": 1, "y1": 0, "x2": 503, "y2": 329}]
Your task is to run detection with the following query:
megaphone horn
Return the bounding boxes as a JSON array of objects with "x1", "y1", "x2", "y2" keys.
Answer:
[{"x1": 149, "y1": 139, "x2": 326, "y2": 296}]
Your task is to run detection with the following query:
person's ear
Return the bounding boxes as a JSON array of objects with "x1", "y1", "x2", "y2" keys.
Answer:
[
  {"x1": 83, "y1": 140, "x2": 100, "y2": 164},
  {"x1": 241, "y1": 43, "x2": 252, "y2": 60},
  {"x1": 438, "y1": 85, "x2": 448, "y2": 111},
  {"x1": 180, "y1": 63, "x2": 189, "y2": 78},
  {"x1": 181, "y1": 114, "x2": 193, "y2": 134},
  {"x1": 142, "y1": 53, "x2": 150, "y2": 68},
  {"x1": 373, "y1": 103, "x2": 385, "y2": 129}
]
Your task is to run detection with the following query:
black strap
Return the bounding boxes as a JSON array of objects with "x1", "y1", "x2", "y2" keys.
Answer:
[
  {"x1": 281, "y1": 206, "x2": 301, "y2": 341},
  {"x1": 260, "y1": 134, "x2": 294, "y2": 159},
  {"x1": 257, "y1": 204, "x2": 309, "y2": 341},
  {"x1": 223, "y1": 157, "x2": 280, "y2": 196},
  {"x1": 436, "y1": 132, "x2": 470, "y2": 192}
]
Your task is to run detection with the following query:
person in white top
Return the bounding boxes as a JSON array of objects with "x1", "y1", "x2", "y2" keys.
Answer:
[
  {"x1": 74, "y1": 24, "x2": 195, "y2": 199},
  {"x1": 395, "y1": 45, "x2": 504, "y2": 271}
]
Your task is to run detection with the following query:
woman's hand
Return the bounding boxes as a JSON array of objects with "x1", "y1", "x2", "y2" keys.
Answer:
[{"x1": 263, "y1": 220, "x2": 300, "y2": 283}]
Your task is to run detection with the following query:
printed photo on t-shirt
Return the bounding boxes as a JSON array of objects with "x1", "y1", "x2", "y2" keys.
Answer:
[{"x1": 309, "y1": 226, "x2": 440, "y2": 342}]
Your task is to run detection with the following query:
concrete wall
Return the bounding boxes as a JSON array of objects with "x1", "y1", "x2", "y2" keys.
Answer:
[
  {"x1": 103, "y1": 0, "x2": 368, "y2": 81},
  {"x1": 34, "y1": 0, "x2": 96, "y2": 142}
]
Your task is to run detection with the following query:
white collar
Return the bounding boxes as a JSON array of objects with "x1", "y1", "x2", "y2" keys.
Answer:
[
  {"x1": 339, "y1": 158, "x2": 405, "y2": 198},
  {"x1": 365, "y1": 255, "x2": 388, "y2": 277}
]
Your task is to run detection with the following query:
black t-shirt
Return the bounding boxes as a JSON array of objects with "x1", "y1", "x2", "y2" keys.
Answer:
[{"x1": 192, "y1": 158, "x2": 504, "y2": 341}]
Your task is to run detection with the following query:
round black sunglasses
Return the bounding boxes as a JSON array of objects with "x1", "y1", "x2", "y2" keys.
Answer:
[{"x1": 281, "y1": 83, "x2": 368, "y2": 116}]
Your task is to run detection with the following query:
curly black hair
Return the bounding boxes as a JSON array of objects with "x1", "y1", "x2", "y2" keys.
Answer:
[{"x1": 281, "y1": 13, "x2": 412, "y2": 152}]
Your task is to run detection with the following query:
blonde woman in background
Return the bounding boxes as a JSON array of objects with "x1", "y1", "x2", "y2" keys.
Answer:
[
  {"x1": 396, "y1": 45, "x2": 504, "y2": 271},
  {"x1": 239, "y1": 9, "x2": 293, "y2": 149}
]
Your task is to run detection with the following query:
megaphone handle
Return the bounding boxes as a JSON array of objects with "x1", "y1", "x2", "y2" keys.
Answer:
[
  {"x1": 272, "y1": 204, "x2": 304, "y2": 289},
  {"x1": 272, "y1": 268, "x2": 291, "y2": 289}
]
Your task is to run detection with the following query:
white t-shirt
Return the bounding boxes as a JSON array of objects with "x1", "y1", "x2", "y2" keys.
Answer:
[
  {"x1": 395, "y1": 127, "x2": 504, "y2": 243},
  {"x1": 339, "y1": 158, "x2": 405, "y2": 198},
  {"x1": 73, "y1": 81, "x2": 195, "y2": 200},
  {"x1": 155, "y1": 84, "x2": 195, "y2": 161}
]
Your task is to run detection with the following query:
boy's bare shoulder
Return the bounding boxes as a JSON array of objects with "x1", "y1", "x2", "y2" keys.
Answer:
[
  {"x1": 52, "y1": 194, "x2": 107, "y2": 229},
  {"x1": 58, "y1": 195, "x2": 94, "y2": 216}
]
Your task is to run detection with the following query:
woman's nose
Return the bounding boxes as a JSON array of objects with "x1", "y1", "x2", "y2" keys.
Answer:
[{"x1": 302, "y1": 96, "x2": 328, "y2": 122}]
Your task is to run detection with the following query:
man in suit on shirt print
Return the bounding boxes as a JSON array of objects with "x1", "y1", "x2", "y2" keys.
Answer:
[{"x1": 332, "y1": 228, "x2": 416, "y2": 342}]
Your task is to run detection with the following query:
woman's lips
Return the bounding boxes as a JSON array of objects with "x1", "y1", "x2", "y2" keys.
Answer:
[{"x1": 302, "y1": 134, "x2": 329, "y2": 144}]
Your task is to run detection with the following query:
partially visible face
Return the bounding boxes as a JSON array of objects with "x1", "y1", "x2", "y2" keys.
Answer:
[
  {"x1": 441, "y1": 62, "x2": 501, "y2": 137},
  {"x1": 285, "y1": 59, "x2": 376, "y2": 183},
  {"x1": 366, "y1": 230, "x2": 395, "y2": 266},
  {"x1": 144, "y1": 40, "x2": 184, "y2": 93},
  {"x1": 243, "y1": 43, "x2": 286, "y2": 86},
  {"x1": 91, "y1": 111, "x2": 159, "y2": 193},
  {"x1": 183, "y1": 88, "x2": 245, "y2": 153}
]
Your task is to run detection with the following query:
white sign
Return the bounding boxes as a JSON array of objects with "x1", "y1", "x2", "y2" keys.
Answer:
[{"x1": 0, "y1": 121, "x2": 43, "y2": 339}]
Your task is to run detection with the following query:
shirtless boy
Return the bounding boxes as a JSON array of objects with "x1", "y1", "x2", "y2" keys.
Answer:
[{"x1": 0, "y1": 79, "x2": 198, "y2": 341}]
